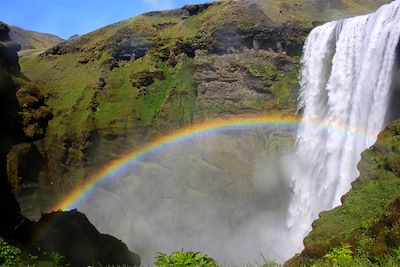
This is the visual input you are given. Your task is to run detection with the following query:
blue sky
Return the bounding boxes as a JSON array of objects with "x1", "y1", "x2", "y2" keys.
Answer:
[{"x1": 1, "y1": 0, "x2": 212, "y2": 39}]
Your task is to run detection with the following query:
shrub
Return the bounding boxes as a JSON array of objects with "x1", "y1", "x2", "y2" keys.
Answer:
[
  {"x1": 0, "y1": 238, "x2": 23, "y2": 266},
  {"x1": 323, "y1": 244, "x2": 353, "y2": 266},
  {"x1": 155, "y1": 250, "x2": 218, "y2": 267}
]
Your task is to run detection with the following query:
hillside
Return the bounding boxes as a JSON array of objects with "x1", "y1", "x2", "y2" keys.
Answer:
[
  {"x1": 9, "y1": 25, "x2": 63, "y2": 50},
  {"x1": 17, "y1": 0, "x2": 392, "y2": 217}
]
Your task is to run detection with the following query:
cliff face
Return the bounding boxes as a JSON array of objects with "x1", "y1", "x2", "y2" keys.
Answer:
[
  {"x1": 286, "y1": 120, "x2": 400, "y2": 266},
  {"x1": 16, "y1": 0, "x2": 392, "y2": 217},
  {"x1": 0, "y1": 21, "x2": 37, "y2": 237}
]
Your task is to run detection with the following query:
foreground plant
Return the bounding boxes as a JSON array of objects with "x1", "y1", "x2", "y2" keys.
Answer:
[
  {"x1": 155, "y1": 250, "x2": 218, "y2": 267},
  {"x1": 323, "y1": 244, "x2": 353, "y2": 266},
  {"x1": 0, "y1": 238, "x2": 67, "y2": 267}
]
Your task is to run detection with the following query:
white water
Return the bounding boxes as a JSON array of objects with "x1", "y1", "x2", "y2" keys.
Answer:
[{"x1": 287, "y1": 0, "x2": 400, "y2": 254}]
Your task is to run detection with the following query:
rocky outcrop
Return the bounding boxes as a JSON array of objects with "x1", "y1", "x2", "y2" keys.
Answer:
[
  {"x1": 181, "y1": 3, "x2": 212, "y2": 19},
  {"x1": 108, "y1": 33, "x2": 151, "y2": 61}
]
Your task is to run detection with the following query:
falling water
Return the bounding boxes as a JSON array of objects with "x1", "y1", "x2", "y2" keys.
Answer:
[{"x1": 287, "y1": 0, "x2": 400, "y2": 253}]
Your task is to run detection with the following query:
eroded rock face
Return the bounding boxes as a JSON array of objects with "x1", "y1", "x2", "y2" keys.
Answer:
[
  {"x1": 209, "y1": 22, "x2": 308, "y2": 56},
  {"x1": 194, "y1": 55, "x2": 272, "y2": 113},
  {"x1": 193, "y1": 49, "x2": 299, "y2": 117}
]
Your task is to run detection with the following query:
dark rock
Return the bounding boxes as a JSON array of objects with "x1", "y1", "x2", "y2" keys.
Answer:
[
  {"x1": 0, "y1": 22, "x2": 26, "y2": 239},
  {"x1": 209, "y1": 25, "x2": 253, "y2": 54},
  {"x1": 107, "y1": 31, "x2": 151, "y2": 61},
  {"x1": 44, "y1": 41, "x2": 82, "y2": 56},
  {"x1": 7, "y1": 143, "x2": 44, "y2": 195},
  {"x1": 98, "y1": 77, "x2": 107, "y2": 90},
  {"x1": 78, "y1": 57, "x2": 90, "y2": 64},
  {"x1": 0, "y1": 22, "x2": 10, "y2": 39},
  {"x1": 21, "y1": 210, "x2": 141, "y2": 267},
  {"x1": 181, "y1": 4, "x2": 212, "y2": 19},
  {"x1": 130, "y1": 69, "x2": 164, "y2": 88},
  {"x1": 173, "y1": 41, "x2": 198, "y2": 58},
  {"x1": 0, "y1": 22, "x2": 21, "y2": 75}
]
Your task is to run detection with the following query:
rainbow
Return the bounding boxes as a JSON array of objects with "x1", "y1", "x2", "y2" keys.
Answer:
[{"x1": 53, "y1": 113, "x2": 376, "y2": 211}]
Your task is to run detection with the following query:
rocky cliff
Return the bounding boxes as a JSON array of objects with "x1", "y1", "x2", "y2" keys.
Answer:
[{"x1": 0, "y1": 21, "x2": 140, "y2": 267}]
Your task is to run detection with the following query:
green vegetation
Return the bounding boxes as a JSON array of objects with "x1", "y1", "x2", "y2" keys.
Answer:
[
  {"x1": 155, "y1": 250, "x2": 218, "y2": 267},
  {"x1": 0, "y1": 238, "x2": 66, "y2": 267},
  {"x1": 322, "y1": 245, "x2": 353, "y2": 266}
]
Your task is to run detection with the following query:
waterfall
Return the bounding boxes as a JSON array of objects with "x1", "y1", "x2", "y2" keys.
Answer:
[{"x1": 287, "y1": 0, "x2": 400, "y2": 253}]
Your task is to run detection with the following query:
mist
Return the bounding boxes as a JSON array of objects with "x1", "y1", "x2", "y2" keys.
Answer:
[{"x1": 78, "y1": 126, "x2": 297, "y2": 265}]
